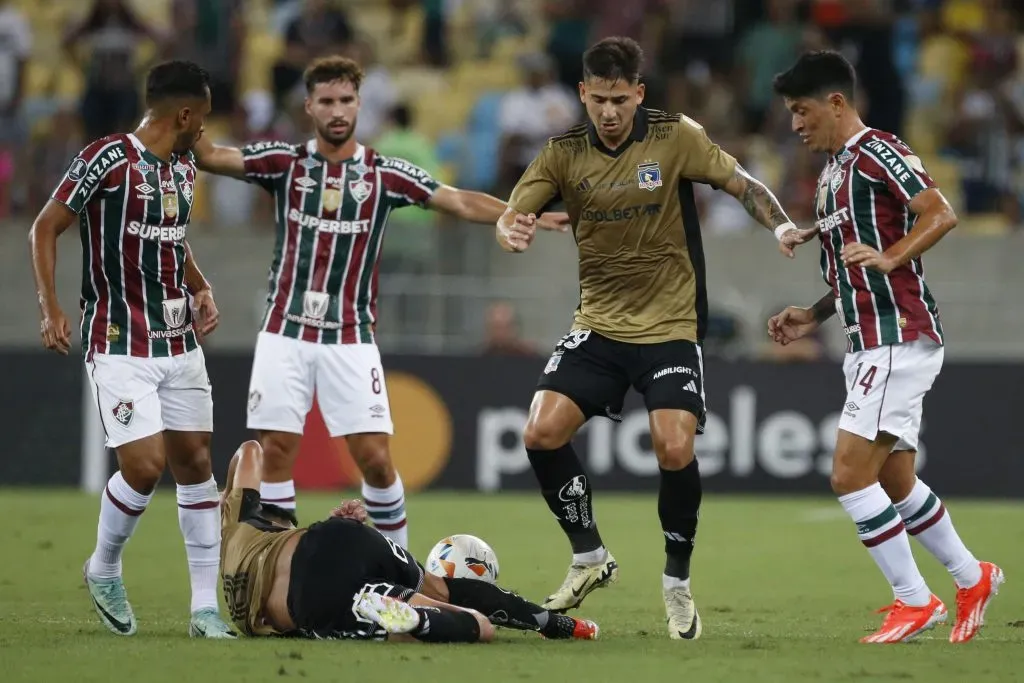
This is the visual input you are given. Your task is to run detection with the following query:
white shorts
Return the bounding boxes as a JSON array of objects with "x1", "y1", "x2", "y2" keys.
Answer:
[
  {"x1": 86, "y1": 347, "x2": 214, "y2": 449},
  {"x1": 838, "y1": 337, "x2": 943, "y2": 451},
  {"x1": 246, "y1": 332, "x2": 394, "y2": 437}
]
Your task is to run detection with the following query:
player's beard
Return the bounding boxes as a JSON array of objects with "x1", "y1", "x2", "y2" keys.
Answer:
[
  {"x1": 176, "y1": 129, "x2": 202, "y2": 155},
  {"x1": 318, "y1": 116, "x2": 357, "y2": 147}
]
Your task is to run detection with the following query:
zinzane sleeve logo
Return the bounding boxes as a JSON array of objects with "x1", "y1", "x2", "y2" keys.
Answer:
[
  {"x1": 858, "y1": 137, "x2": 935, "y2": 202},
  {"x1": 241, "y1": 141, "x2": 298, "y2": 192},
  {"x1": 51, "y1": 140, "x2": 128, "y2": 214},
  {"x1": 379, "y1": 156, "x2": 441, "y2": 209}
]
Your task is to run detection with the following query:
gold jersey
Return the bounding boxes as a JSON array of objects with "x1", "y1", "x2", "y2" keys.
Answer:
[
  {"x1": 509, "y1": 107, "x2": 737, "y2": 343},
  {"x1": 220, "y1": 488, "x2": 303, "y2": 636}
]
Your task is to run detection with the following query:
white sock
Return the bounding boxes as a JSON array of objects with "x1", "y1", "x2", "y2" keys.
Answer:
[
  {"x1": 260, "y1": 480, "x2": 296, "y2": 511},
  {"x1": 895, "y1": 478, "x2": 982, "y2": 588},
  {"x1": 839, "y1": 482, "x2": 931, "y2": 607},
  {"x1": 572, "y1": 547, "x2": 608, "y2": 566},
  {"x1": 177, "y1": 477, "x2": 221, "y2": 613},
  {"x1": 89, "y1": 472, "x2": 153, "y2": 579},
  {"x1": 362, "y1": 475, "x2": 408, "y2": 549},
  {"x1": 662, "y1": 574, "x2": 691, "y2": 592}
]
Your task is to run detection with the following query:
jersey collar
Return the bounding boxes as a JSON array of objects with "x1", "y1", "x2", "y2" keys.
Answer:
[
  {"x1": 307, "y1": 139, "x2": 365, "y2": 164},
  {"x1": 836, "y1": 127, "x2": 871, "y2": 158},
  {"x1": 587, "y1": 106, "x2": 649, "y2": 158}
]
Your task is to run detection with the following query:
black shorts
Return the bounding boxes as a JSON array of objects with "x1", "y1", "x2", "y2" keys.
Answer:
[
  {"x1": 537, "y1": 329, "x2": 707, "y2": 431},
  {"x1": 286, "y1": 518, "x2": 424, "y2": 639}
]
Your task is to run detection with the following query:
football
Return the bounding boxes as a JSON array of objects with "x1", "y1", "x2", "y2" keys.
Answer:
[{"x1": 424, "y1": 534, "x2": 500, "y2": 583}]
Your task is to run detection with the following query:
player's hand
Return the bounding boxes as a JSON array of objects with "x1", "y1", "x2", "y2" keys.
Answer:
[
  {"x1": 768, "y1": 306, "x2": 819, "y2": 346},
  {"x1": 498, "y1": 212, "x2": 537, "y2": 253},
  {"x1": 40, "y1": 305, "x2": 71, "y2": 355},
  {"x1": 536, "y1": 212, "x2": 571, "y2": 233},
  {"x1": 840, "y1": 243, "x2": 898, "y2": 274},
  {"x1": 192, "y1": 289, "x2": 220, "y2": 340},
  {"x1": 777, "y1": 225, "x2": 818, "y2": 259},
  {"x1": 331, "y1": 499, "x2": 368, "y2": 523}
]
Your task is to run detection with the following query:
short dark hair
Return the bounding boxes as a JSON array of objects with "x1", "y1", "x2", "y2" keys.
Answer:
[
  {"x1": 583, "y1": 37, "x2": 643, "y2": 84},
  {"x1": 772, "y1": 50, "x2": 857, "y2": 100},
  {"x1": 145, "y1": 60, "x2": 210, "y2": 106},
  {"x1": 304, "y1": 56, "x2": 364, "y2": 94}
]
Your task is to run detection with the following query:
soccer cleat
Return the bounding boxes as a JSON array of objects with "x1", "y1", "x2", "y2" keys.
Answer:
[
  {"x1": 860, "y1": 594, "x2": 946, "y2": 643},
  {"x1": 83, "y1": 560, "x2": 137, "y2": 636},
  {"x1": 664, "y1": 586, "x2": 702, "y2": 640},
  {"x1": 542, "y1": 553, "x2": 619, "y2": 613},
  {"x1": 570, "y1": 617, "x2": 600, "y2": 640},
  {"x1": 539, "y1": 614, "x2": 600, "y2": 640},
  {"x1": 950, "y1": 561, "x2": 1005, "y2": 643},
  {"x1": 354, "y1": 591, "x2": 420, "y2": 635},
  {"x1": 189, "y1": 608, "x2": 238, "y2": 639}
]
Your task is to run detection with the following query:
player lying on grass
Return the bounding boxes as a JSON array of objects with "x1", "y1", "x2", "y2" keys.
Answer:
[{"x1": 220, "y1": 441, "x2": 599, "y2": 642}]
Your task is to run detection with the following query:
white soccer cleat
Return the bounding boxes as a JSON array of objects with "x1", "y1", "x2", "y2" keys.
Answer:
[
  {"x1": 354, "y1": 591, "x2": 420, "y2": 635},
  {"x1": 83, "y1": 560, "x2": 137, "y2": 636},
  {"x1": 542, "y1": 552, "x2": 619, "y2": 613},
  {"x1": 664, "y1": 585, "x2": 702, "y2": 640}
]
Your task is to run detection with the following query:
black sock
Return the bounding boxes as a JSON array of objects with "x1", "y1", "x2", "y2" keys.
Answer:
[
  {"x1": 526, "y1": 443, "x2": 603, "y2": 554},
  {"x1": 411, "y1": 606, "x2": 481, "y2": 643},
  {"x1": 659, "y1": 461, "x2": 702, "y2": 580},
  {"x1": 445, "y1": 577, "x2": 546, "y2": 631},
  {"x1": 444, "y1": 577, "x2": 578, "y2": 639}
]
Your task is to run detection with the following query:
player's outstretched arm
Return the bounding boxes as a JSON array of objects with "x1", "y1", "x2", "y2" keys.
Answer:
[
  {"x1": 721, "y1": 165, "x2": 816, "y2": 258},
  {"x1": 192, "y1": 134, "x2": 246, "y2": 178},
  {"x1": 28, "y1": 200, "x2": 77, "y2": 355},
  {"x1": 841, "y1": 188, "x2": 957, "y2": 274},
  {"x1": 768, "y1": 293, "x2": 835, "y2": 346}
]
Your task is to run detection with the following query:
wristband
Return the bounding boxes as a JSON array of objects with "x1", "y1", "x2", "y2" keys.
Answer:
[{"x1": 774, "y1": 222, "x2": 797, "y2": 241}]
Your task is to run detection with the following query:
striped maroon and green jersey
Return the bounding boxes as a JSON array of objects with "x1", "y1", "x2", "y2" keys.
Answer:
[
  {"x1": 813, "y1": 128, "x2": 944, "y2": 353},
  {"x1": 51, "y1": 134, "x2": 200, "y2": 360},
  {"x1": 242, "y1": 139, "x2": 440, "y2": 344}
]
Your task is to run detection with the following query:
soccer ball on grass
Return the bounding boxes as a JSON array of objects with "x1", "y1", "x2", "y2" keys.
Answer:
[{"x1": 424, "y1": 534, "x2": 499, "y2": 584}]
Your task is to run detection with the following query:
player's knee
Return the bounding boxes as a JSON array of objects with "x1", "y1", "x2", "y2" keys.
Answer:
[
  {"x1": 260, "y1": 432, "x2": 299, "y2": 477},
  {"x1": 172, "y1": 443, "x2": 212, "y2": 479},
  {"x1": 523, "y1": 417, "x2": 570, "y2": 451},
  {"x1": 353, "y1": 446, "x2": 395, "y2": 487},
  {"x1": 653, "y1": 435, "x2": 694, "y2": 470},
  {"x1": 878, "y1": 452, "x2": 917, "y2": 501},
  {"x1": 120, "y1": 458, "x2": 164, "y2": 493},
  {"x1": 830, "y1": 467, "x2": 874, "y2": 496}
]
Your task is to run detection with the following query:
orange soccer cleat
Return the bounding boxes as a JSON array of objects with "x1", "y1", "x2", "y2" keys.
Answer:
[
  {"x1": 950, "y1": 561, "x2": 1005, "y2": 644},
  {"x1": 860, "y1": 594, "x2": 947, "y2": 644},
  {"x1": 570, "y1": 617, "x2": 600, "y2": 640}
]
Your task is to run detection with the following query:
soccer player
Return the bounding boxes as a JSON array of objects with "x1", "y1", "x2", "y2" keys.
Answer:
[
  {"x1": 192, "y1": 56, "x2": 565, "y2": 549},
  {"x1": 768, "y1": 50, "x2": 1003, "y2": 644},
  {"x1": 497, "y1": 37, "x2": 813, "y2": 640},
  {"x1": 220, "y1": 440, "x2": 599, "y2": 642},
  {"x1": 29, "y1": 61, "x2": 235, "y2": 638}
]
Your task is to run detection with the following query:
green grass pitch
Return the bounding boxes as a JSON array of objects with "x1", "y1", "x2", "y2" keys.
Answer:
[{"x1": 1, "y1": 490, "x2": 1022, "y2": 682}]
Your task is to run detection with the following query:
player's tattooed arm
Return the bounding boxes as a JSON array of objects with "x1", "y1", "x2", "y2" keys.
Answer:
[
  {"x1": 810, "y1": 292, "x2": 836, "y2": 323},
  {"x1": 722, "y1": 164, "x2": 791, "y2": 230},
  {"x1": 722, "y1": 164, "x2": 817, "y2": 258}
]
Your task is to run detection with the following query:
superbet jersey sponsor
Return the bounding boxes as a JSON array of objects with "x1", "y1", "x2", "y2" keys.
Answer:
[
  {"x1": 241, "y1": 140, "x2": 440, "y2": 344},
  {"x1": 51, "y1": 134, "x2": 199, "y2": 359}
]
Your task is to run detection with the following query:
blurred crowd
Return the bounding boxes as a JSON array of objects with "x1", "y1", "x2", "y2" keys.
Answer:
[{"x1": 2, "y1": 0, "x2": 1023, "y2": 233}]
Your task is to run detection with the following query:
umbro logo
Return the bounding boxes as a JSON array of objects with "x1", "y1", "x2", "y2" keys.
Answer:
[
  {"x1": 135, "y1": 183, "x2": 155, "y2": 200},
  {"x1": 845, "y1": 402, "x2": 860, "y2": 412}
]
